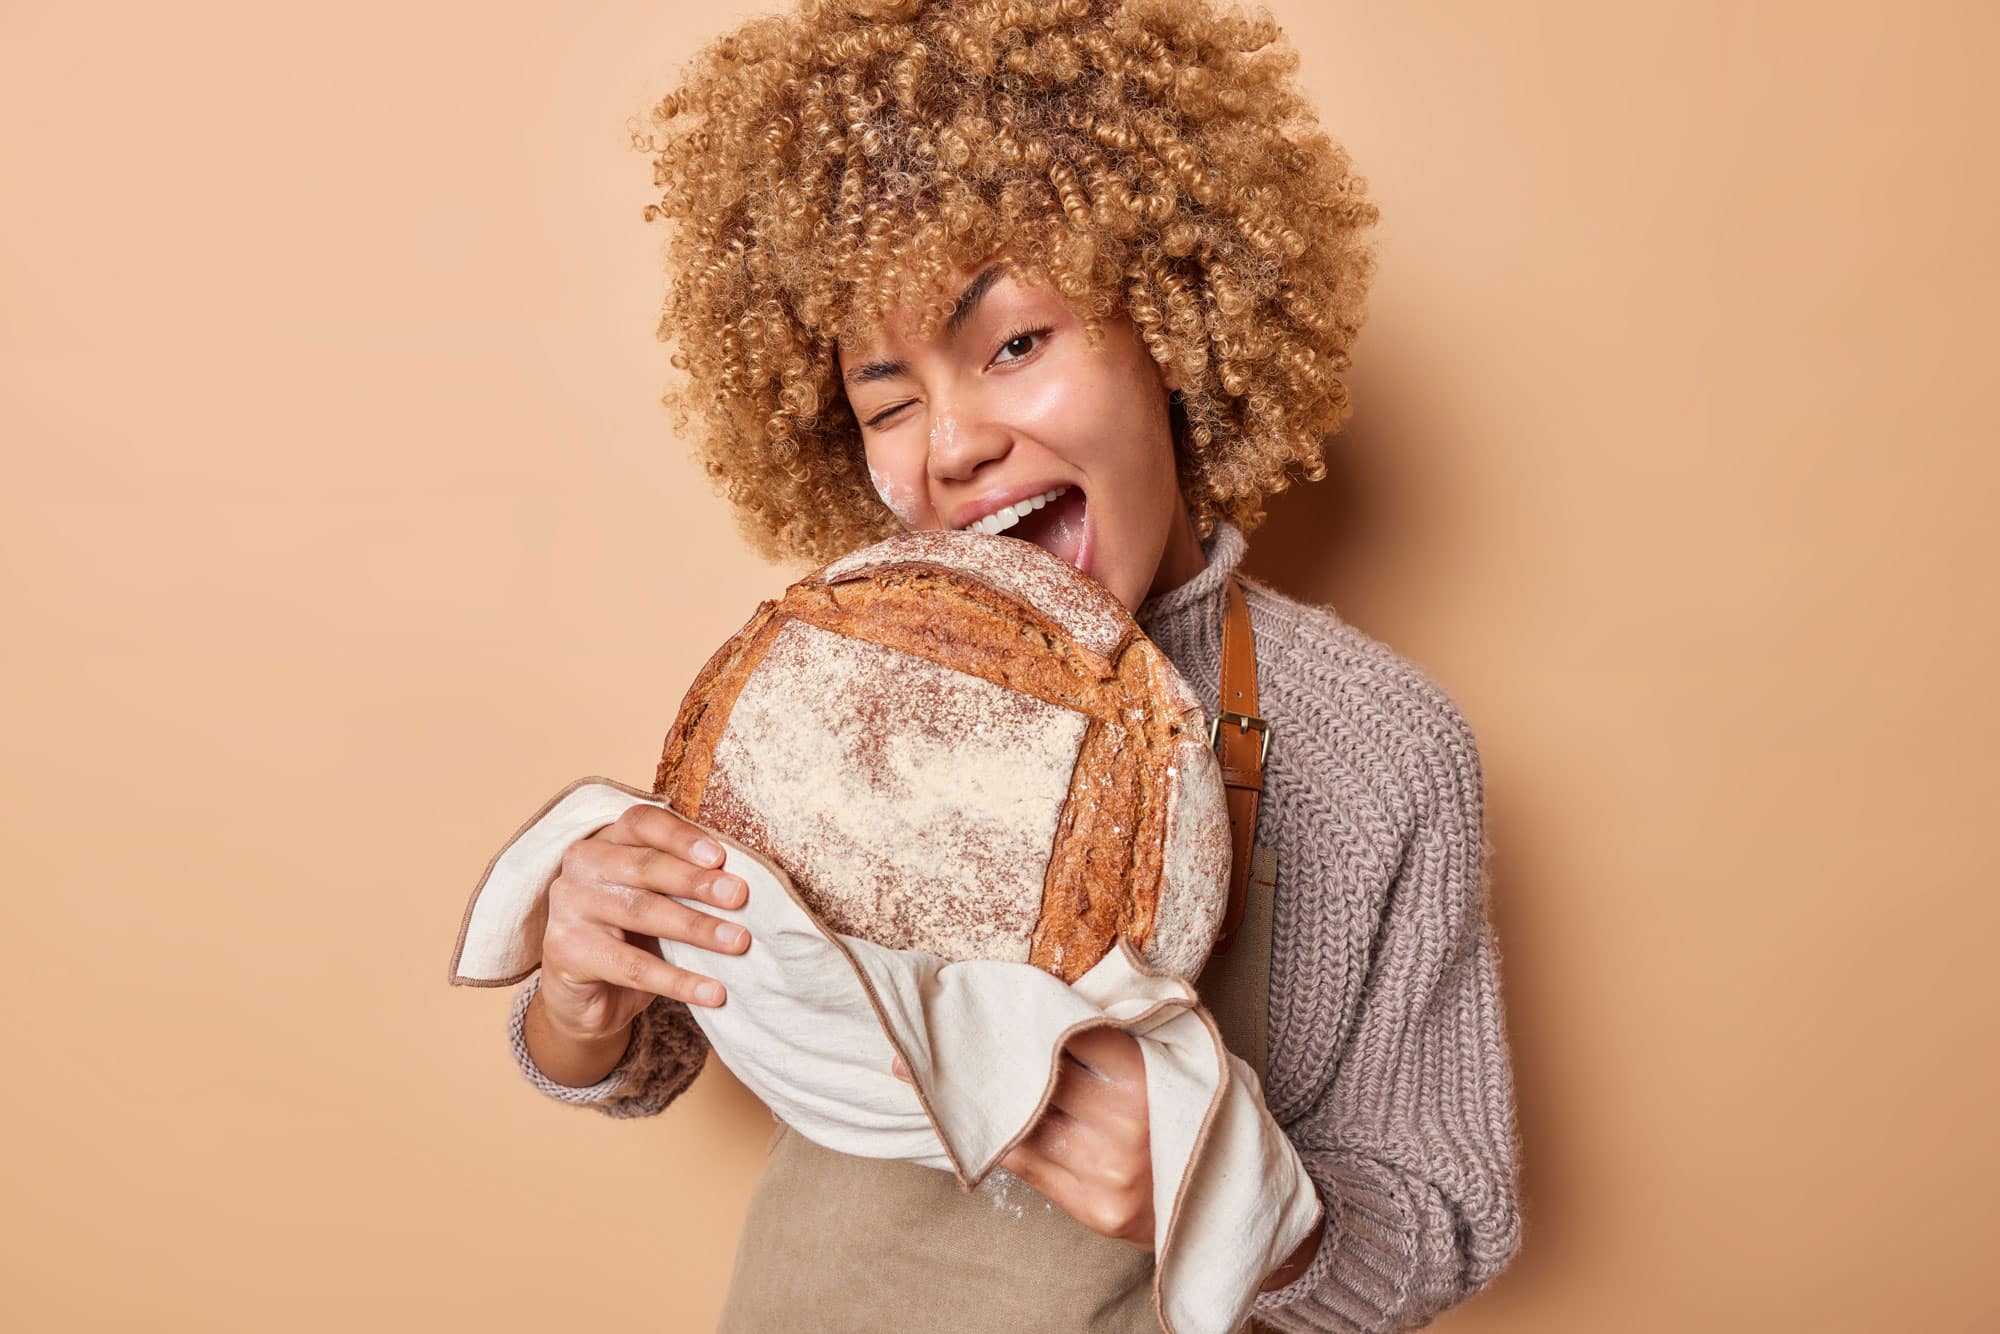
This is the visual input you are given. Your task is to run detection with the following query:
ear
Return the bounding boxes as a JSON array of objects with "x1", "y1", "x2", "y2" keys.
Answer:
[{"x1": 1159, "y1": 359, "x2": 1181, "y2": 395}]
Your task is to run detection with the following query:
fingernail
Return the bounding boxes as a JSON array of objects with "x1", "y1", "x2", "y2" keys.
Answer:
[
  {"x1": 692, "y1": 839, "x2": 722, "y2": 865},
  {"x1": 719, "y1": 923, "x2": 747, "y2": 948},
  {"x1": 697, "y1": 981, "x2": 724, "y2": 1005}
]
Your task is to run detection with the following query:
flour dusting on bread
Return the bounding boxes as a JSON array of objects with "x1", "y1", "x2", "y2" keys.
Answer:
[{"x1": 702, "y1": 617, "x2": 1091, "y2": 963}]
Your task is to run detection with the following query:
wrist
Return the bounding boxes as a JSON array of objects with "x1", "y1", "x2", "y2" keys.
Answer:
[
  {"x1": 1258, "y1": 1214, "x2": 1325, "y2": 1294},
  {"x1": 530, "y1": 983, "x2": 626, "y2": 1046},
  {"x1": 525, "y1": 985, "x2": 638, "y2": 1086}
]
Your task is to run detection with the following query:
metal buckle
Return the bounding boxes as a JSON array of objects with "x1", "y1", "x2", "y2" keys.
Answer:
[{"x1": 1209, "y1": 709, "x2": 1271, "y2": 767}]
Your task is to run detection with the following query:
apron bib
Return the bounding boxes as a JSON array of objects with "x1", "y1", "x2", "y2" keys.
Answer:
[{"x1": 714, "y1": 840, "x2": 1283, "y2": 1334}]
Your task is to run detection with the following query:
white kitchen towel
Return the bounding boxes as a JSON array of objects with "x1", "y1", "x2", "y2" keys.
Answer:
[{"x1": 448, "y1": 775, "x2": 1324, "y2": 1334}]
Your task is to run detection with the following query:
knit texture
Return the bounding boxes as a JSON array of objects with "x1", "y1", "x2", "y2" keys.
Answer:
[{"x1": 505, "y1": 519, "x2": 1526, "y2": 1330}]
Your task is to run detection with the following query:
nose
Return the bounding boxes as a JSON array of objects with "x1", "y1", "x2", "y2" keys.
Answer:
[{"x1": 925, "y1": 402, "x2": 1012, "y2": 486}]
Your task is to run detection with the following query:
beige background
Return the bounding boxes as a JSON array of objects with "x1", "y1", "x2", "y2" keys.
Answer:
[{"x1": 3, "y1": 1, "x2": 1994, "y2": 1330}]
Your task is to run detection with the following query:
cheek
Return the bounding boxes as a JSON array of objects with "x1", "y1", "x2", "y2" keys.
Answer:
[
  {"x1": 993, "y1": 362, "x2": 1088, "y2": 440},
  {"x1": 996, "y1": 346, "x2": 1163, "y2": 479},
  {"x1": 867, "y1": 456, "x2": 924, "y2": 528}
]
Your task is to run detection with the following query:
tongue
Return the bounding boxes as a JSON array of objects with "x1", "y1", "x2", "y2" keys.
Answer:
[{"x1": 1006, "y1": 487, "x2": 1086, "y2": 569}]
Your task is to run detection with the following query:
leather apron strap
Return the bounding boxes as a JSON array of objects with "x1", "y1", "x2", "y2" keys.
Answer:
[{"x1": 1206, "y1": 574, "x2": 1268, "y2": 961}]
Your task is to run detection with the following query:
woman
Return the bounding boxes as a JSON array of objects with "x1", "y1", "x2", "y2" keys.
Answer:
[{"x1": 509, "y1": 1, "x2": 1524, "y2": 1328}]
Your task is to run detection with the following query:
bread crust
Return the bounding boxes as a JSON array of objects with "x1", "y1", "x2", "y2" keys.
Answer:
[{"x1": 652, "y1": 533, "x2": 1229, "y2": 983}]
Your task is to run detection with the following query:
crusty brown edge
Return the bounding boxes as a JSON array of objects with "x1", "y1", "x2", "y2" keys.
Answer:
[{"x1": 654, "y1": 593, "x2": 787, "y2": 807}]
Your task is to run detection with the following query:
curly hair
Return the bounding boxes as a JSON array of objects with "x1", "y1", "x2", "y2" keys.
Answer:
[{"x1": 631, "y1": 0, "x2": 1379, "y2": 566}]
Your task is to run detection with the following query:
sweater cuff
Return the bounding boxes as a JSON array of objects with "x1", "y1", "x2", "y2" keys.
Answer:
[
  {"x1": 1246, "y1": 1149, "x2": 1480, "y2": 1331},
  {"x1": 1245, "y1": 1164, "x2": 1351, "y2": 1327},
  {"x1": 506, "y1": 970, "x2": 709, "y2": 1118}
]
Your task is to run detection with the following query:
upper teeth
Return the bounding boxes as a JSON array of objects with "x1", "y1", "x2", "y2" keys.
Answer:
[{"x1": 961, "y1": 486, "x2": 1071, "y2": 536}]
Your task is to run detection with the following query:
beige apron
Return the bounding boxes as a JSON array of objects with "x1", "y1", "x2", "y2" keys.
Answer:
[{"x1": 714, "y1": 838, "x2": 1283, "y2": 1334}]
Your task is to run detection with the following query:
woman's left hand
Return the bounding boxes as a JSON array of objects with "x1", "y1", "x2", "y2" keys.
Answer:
[{"x1": 891, "y1": 1025, "x2": 1157, "y2": 1250}]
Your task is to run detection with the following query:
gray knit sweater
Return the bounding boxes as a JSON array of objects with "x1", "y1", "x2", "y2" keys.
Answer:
[{"x1": 504, "y1": 518, "x2": 1525, "y2": 1331}]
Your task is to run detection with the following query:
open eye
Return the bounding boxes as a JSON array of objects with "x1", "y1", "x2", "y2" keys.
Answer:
[{"x1": 992, "y1": 325, "x2": 1053, "y2": 367}]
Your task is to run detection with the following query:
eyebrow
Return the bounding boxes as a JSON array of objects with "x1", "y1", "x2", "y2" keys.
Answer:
[{"x1": 840, "y1": 262, "x2": 1007, "y2": 387}]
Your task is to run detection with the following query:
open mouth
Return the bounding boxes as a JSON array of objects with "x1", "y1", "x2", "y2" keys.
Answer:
[{"x1": 1001, "y1": 485, "x2": 1090, "y2": 574}]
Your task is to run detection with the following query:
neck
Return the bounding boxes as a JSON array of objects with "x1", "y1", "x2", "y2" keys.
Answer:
[{"x1": 1146, "y1": 504, "x2": 1208, "y2": 603}]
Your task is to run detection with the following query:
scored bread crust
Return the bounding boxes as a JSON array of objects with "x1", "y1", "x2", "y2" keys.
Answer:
[{"x1": 652, "y1": 531, "x2": 1232, "y2": 984}]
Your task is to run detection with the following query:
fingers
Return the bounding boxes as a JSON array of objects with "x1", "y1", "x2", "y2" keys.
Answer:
[
  {"x1": 1040, "y1": 1051, "x2": 1121, "y2": 1127},
  {"x1": 1001, "y1": 1099, "x2": 1154, "y2": 1246},
  {"x1": 1043, "y1": 1027, "x2": 1146, "y2": 1127},
  {"x1": 553, "y1": 847, "x2": 752, "y2": 964},
  {"x1": 1062, "y1": 1025, "x2": 1145, "y2": 1080},
  {"x1": 585, "y1": 930, "x2": 733, "y2": 1009},
  {"x1": 543, "y1": 810, "x2": 757, "y2": 1010},
  {"x1": 616, "y1": 890, "x2": 752, "y2": 960},
  {"x1": 597, "y1": 802, "x2": 731, "y2": 872},
  {"x1": 1000, "y1": 1108, "x2": 1091, "y2": 1208},
  {"x1": 540, "y1": 908, "x2": 734, "y2": 1008},
  {"x1": 564, "y1": 821, "x2": 751, "y2": 916}
]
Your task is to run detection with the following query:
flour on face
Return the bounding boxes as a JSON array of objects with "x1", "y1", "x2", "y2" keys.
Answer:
[
  {"x1": 930, "y1": 413, "x2": 958, "y2": 460},
  {"x1": 868, "y1": 460, "x2": 922, "y2": 529}
]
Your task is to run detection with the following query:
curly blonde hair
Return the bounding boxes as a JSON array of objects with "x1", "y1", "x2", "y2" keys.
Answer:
[{"x1": 632, "y1": 0, "x2": 1379, "y2": 565}]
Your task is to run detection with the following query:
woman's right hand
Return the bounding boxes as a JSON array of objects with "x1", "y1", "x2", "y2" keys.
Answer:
[{"x1": 533, "y1": 802, "x2": 753, "y2": 1045}]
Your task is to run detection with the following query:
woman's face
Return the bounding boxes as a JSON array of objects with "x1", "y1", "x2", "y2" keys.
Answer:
[{"x1": 835, "y1": 255, "x2": 1207, "y2": 613}]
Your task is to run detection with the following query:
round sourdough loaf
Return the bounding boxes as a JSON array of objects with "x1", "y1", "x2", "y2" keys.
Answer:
[{"x1": 652, "y1": 529, "x2": 1233, "y2": 984}]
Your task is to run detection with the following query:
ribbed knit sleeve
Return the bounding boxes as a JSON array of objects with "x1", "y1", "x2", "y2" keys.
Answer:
[
  {"x1": 506, "y1": 969, "x2": 711, "y2": 1118},
  {"x1": 1246, "y1": 699, "x2": 1524, "y2": 1332},
  {"x1": 1139, "y1": 519, "x2": 1524, "y2": 1331}
]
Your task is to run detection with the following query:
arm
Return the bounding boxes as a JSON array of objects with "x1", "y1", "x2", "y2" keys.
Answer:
[
  {"x1": 1249, "y1": 706, "x2": 1525, "y2": 1330},
  {"x1": 507, "y1": 968, "x2": 712, "y2": 1118}
]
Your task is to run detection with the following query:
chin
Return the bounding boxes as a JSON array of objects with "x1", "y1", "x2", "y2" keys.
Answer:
[{"x1": 1096, "y1": 554, "x2": 1154, "y2": 616}]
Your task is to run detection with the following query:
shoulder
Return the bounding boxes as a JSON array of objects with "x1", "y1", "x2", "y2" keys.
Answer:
[{"x1": 1237, "y1": 574, "x2": 1485, "y2": 831}]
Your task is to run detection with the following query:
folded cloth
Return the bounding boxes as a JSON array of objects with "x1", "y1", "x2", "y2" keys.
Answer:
[{"x1": 448, "y1": 776, "x2": 1324, "y2": 1334}]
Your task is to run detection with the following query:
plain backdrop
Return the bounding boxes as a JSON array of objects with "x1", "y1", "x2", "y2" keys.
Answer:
[{"x1": 3, "y1": 1, "x2": 1995, "y2": 1330}]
